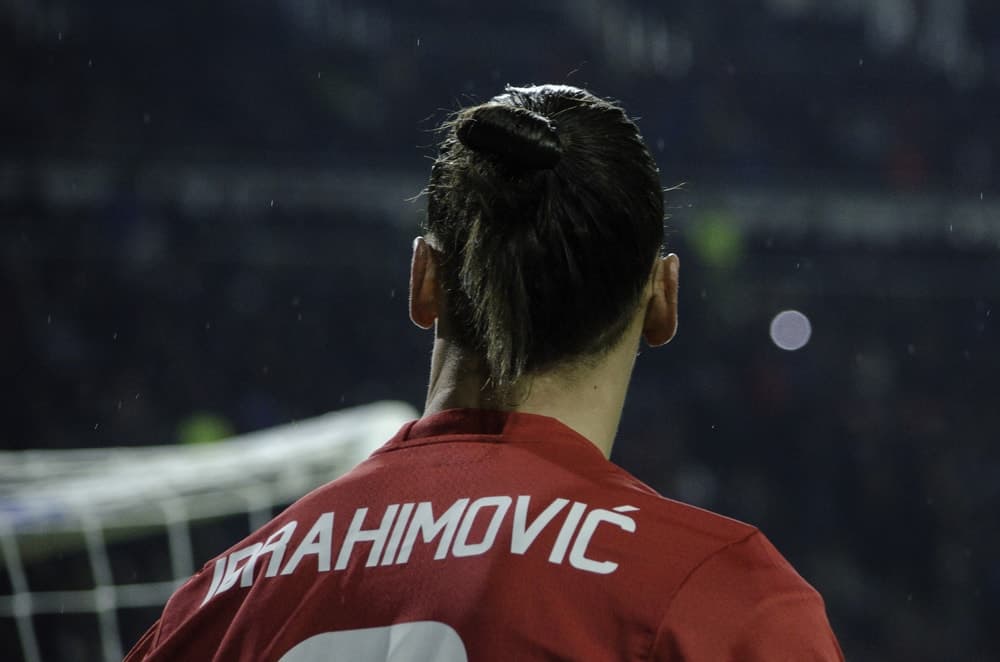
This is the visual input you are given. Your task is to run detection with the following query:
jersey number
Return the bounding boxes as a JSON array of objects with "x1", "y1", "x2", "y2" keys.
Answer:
[{"x1": 278, "y1": 621, "x2": 469, "y2": 662}]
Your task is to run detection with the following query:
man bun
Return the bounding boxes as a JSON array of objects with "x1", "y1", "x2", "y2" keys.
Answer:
[
  {"x1": 455, "y1": 103, "x2": 562, "y2": 170},
  {"x1": 426, "y1": 84, "x2": 665, "y2": 390}
]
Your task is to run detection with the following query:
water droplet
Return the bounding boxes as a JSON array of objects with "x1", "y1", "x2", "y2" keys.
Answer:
[
  {"x1": 269, "y1": 199, "x2": 275, "y2": 207},
  {"x1": 416, "y1": 37, "x2": 421, "y2": 47}
]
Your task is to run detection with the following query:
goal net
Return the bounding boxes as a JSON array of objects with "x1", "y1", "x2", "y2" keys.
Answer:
[{"x1": 0, "y1": 401, "x2": 418, "y2": 662}]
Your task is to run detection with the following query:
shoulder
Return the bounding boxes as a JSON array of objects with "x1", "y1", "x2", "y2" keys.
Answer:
[
  {"x1": 600, "y1": 464, "x2": 759, "y2": 553},
  {"x1": 595, "y1": 468, "x2": 842, "y2": 659},
  {"x1": 671, "y1": 530, "x2": 817, "y2": 605},
  {"x1": 652, "y1": 530, "x2": 844, "y2": 661}
]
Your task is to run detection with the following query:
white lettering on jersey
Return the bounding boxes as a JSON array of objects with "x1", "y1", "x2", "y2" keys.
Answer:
[
  {"x1": 216, "y1": 543, "x2": 262, "y2": 595},
  {"x1": 511, "y1": 496, "x2": 568, "y2": 554},
  {"x1": 568, "y1": 508, "x2": 637, "y2": 574},
  {"x1": 396, "y1": 498, "x2": 470, "y2": 563},
  {"x1": 202, "y1": 496, "x2": 639, "y2": 605},
  {"x1": 251, "y1": 521, "x2": 298, "y2": 584},
  {"x1": 336, "y1": 504, "x2": 400, "y2": 570},
  {"x1": 547, "y1": 501, "x2": 588, "y2": 564},
  {"x1": 452, "y1": 496, "x2": 512, "y2": 558},
  {"x1": 280, "y1": 512, "x2": 333, "y2": 575},
  {"x1": 380, "y1": 502, "x2": 415, "y2": 566},
  {"x1": 201, "y1": 557, "x2": 227, "y2": 606}
]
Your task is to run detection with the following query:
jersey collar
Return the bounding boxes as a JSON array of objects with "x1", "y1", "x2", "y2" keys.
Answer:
[{"x1": 376, "y1": 408, "x2": 607, "y2": 461}]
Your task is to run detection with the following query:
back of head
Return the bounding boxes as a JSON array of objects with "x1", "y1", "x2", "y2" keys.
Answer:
[{"x1": 426, "y1": 84, "x2": 665, "y2": 390}]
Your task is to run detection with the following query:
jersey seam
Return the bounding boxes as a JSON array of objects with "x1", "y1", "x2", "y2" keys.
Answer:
[{"x1": 646, "y1": 527, "x2": 760, "y2": 660}]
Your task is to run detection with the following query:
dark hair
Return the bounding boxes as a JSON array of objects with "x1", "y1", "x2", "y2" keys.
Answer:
[{"x1": 425, "y1": 84, "x2": 665, "y2": 389}]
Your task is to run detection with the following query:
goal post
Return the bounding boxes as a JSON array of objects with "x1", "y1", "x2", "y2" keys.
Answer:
[{"x1": 0, "y1": 401, "x2": 418, "y2": 662}]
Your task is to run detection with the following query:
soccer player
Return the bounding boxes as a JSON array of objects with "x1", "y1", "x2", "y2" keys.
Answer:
[{"x1": 125, "y1": 85, "x2": 844, "y2": 661}]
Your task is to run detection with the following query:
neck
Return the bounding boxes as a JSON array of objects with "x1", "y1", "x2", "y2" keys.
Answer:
[{"x1": 422, "y1": 335, "x2": 640, "y2": 458}]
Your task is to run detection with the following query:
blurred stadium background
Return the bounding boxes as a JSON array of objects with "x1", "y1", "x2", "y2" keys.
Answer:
[{"x1": 2, "y1": 0, "x2": 998, "y2": 660}]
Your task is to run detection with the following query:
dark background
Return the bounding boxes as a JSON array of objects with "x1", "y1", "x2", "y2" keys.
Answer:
[{"x1": 2, "y1": 0, "x2": 999, "y2": 660}]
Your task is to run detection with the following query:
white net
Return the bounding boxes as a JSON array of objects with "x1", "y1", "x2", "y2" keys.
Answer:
[{"x1": 0, "y1": 401, "x2": 418, "y2": 662}]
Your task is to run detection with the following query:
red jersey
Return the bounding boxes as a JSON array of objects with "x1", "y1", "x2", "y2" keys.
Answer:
[{"x1": 126, "y1": 409, "x2": 843, "y2": 661}]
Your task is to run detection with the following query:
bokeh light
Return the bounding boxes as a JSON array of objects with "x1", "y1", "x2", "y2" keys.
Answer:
[{"x1": 769, "y1": 310, "x2": 812, "y2": 351}]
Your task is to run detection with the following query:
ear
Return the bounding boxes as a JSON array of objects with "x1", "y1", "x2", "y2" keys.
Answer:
[
  {"x1": 642, "y1": 253, "x2": 679, "y2": 347},
  {"x1": 409, "y1": 236, "x2": 439, "y2": 330}
]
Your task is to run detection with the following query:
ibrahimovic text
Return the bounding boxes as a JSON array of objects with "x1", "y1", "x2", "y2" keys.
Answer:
[{"x1": 202, "y1": 495, "x2": 639, "y2": 605}]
